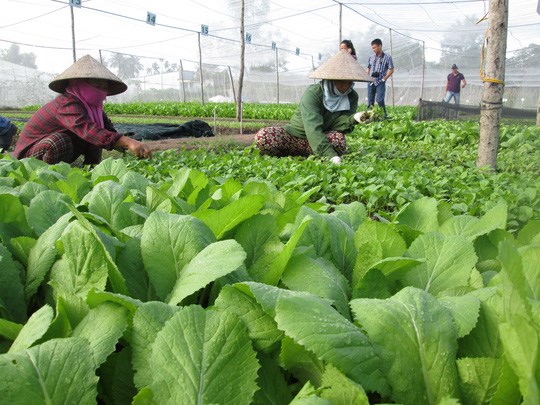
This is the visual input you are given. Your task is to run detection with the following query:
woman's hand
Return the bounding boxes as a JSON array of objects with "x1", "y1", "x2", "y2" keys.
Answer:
[{"x1": 114, "y1": 135, "x2": 152, "y2": 159}]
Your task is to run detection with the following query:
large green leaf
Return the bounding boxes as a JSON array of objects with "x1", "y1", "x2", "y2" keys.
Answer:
[
  {"x1": 0, "y1": 337, "x2": 98, "y2": 404},
  {"x1": 498, "y1": 241, "x2": 539, "y2": 404},
  {"x1": 26, "y1": 190, "x2": 71, "y2": 236},
  {"x1": 116, "y1": 237, "x2": 152, "y2": 301},
  {"x1": 97, "y1": 347, "x2": 137, "y2": 405},
  {"x1": 320, "y1": 364, "x2": 369, "y2": 405},
  {"x1": 355, "y1": 220, "x2": 407, "y2": 258},
  {"x1": 25, "y1": 213, "x2": 71, "y2": 299},
  {"x1": 131, "y1": 301, "x2": 177, "y2": 390},
  {"x1": 520, "y1": 245, "x2": 540, "y2": 300},
  {"x1": 215, "y1": 285, "x2": 283, "y2": 353},
  {"x1": 71, "y1": 302, "x2": 129, "y2": 367},
  {"x1": 0, "y1": 318, "x2": 22, "y2": 340},
  {"x1": 403, "y1": 233, "x2": 477, "y2": 295},
  {"x1": 295, "y1": 208, "x2": 356, "y2": 280},
  {"x1": 144, "y1": 306, "x2": 260, "y2": 405},
  {"x1": 234, "y1": 282, "x2": 294, "y2": 318},
  {"x1": 140, "y1": 212, "x2": 215, "y2": 300},
  {"x1": 440, "y1": 204, "x2": 507, "y2": 240},
  {"x1": 0, "y1": 193, "x2": 33, "y2": 240},
  {"x1": 517, "y1": 220, "x2": 540, "y2": 246},
  {"x1": 91, "y1": 157, "x2": 128, "y2": 182},
  {"x1": 282, "y1": 254, "x2": 351, "y2": 318},
  {"x1": 458, "y1": 290, "x2": 503, "y2": 358},
  {"x1": 263, "y1": 217, "x2": 311, "y2": 285},
  {"x1": 395, "y1": 197, "x2": 439, "y2": 234},
  {"x1": 192, "y1": 194, "x2": 266, "y2": 239},
  {"x1": 49, "y1": 221, "x2": 110, "y2": 297},
  {"x1": 289, "y1": 381, "x2": 331, "y2": 404},
  {"x1": 252, "y1": 354, "x2": 292, "y2": 405},
  {"x1": 83, "y1": 180, "x2": 140, "y2": 231},
  {"x1": 8, "y1": 305, "x2": 53, "y2": 353},
  {"x1": 351, "y1": 287, "x2": 460, "y2": 405},
  {"x1": 167, "y1": 239, "x2": 246, "y2": 305},
  {"x1": 275, "y1": 292, "x2": 388, "y2": 395},
  {"x1": 0, "y1": 243, "x2": 26, "y2": 322},
  {"x1": 66, "y1": 206, "x2": 129, "y2": 295},
  {"x1": 438, "y1": 294, "x2": 481, "y2": 339},
  {"x1": 331, "y1": 201, "x2": 368, "y2": 231},
  {"x1": 280, "y1": 336, "x2": 325, "y2": 386},
  {"x1": 456, "y1": 357, "x2": 503, "y2": 405},
  {"x1": 54, "y1": 171, "x2": 92, "y2": 204},
  {"x1": 326, "y1": 215, "x2": 357, "y2": 280},
  {"x1": 235, "y1": 214, "x2": 280, "y2": 267}
]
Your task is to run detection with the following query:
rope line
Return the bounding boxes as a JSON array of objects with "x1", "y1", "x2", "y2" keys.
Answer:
[{"x1": 479, "y1": 24, "x2": 505, "y2": 85}]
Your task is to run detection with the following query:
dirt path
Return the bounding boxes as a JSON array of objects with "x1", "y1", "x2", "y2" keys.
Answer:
[{"x1": 144, "y1": 132, "x2": 256, "y2": 152}]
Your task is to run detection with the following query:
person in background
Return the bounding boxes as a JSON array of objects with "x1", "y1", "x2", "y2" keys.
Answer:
[
  {"x1": 366, "y1": 38, "x2": 394, "y2": 119},
  {"x1": 13, "y1": 55, "x2": 152, "y2": 165},
  {"x1": 443, "y1": 63, "x2": 467, "y2": 107},
  {"x1": 255, "y1": 50, "x2": 373, "y2": 165},
  {"x1": 0, "y1": 116, "x2": 18, "y2": 151},
  {"x1": 340, "y1": 39, "x2": 357, "y2": 60}
]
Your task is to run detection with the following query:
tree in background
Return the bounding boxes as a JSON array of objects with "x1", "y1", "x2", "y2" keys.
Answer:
[
  {"x1": 106, "y1": 53, "x2": 144, "y2": 79},
  {"x1": 0, "y1": 44, "x2": 37, "y2": 69},
  {"x1": 507, "y1": 43, "x2": 540, "y2": 68},
  {"x1": 439, "y1": 17, "x2": 484, "y2": 69}
]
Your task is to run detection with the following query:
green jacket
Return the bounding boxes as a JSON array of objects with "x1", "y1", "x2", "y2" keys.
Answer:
[{"x1": 285, "y1": 82, "x2": 359, "y2": 157}]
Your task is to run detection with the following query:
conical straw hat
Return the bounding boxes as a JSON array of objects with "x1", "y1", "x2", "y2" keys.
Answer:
[
  {"x1": 49, "y1": 54, "x2": 127, "y2": 95},
  {"x1": 309, "y1": 50, "x2": 373, "y2": 82}
]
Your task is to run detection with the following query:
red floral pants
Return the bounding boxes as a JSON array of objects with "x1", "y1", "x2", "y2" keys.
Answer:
[{"x1": 254, "y1": 127, "x2": 347, "y2": 157}]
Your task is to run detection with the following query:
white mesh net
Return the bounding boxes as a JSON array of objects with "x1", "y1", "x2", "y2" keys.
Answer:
[{"x1": 1, "y1": 0, "x2": 538, "y2": 108}]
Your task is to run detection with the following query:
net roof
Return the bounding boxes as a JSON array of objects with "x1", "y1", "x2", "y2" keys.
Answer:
[{"x1": 1, "y1": 0, "x2": 539, "y2": 107}]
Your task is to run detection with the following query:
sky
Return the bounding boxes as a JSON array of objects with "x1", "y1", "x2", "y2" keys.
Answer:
[{"x1": 1, "y1": 0, "x2": 539, "y2": 75}]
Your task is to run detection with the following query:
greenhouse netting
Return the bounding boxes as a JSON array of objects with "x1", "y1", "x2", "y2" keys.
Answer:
[{"x1": 1, "y1": 0, "x2": 539, "y2": 109}]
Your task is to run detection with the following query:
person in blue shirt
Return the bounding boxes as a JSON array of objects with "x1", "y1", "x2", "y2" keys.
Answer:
[{"x1": 366, "y1": 38, "x2": 394, "y2": 119}]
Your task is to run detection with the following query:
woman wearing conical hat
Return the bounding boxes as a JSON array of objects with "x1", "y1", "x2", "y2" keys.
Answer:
[
  {"x1": 254, "y1": 50, "x2": 373, "y2": 164},
  {"x1": 13, "y1": 55, "x2": 152, "y2": 164}
]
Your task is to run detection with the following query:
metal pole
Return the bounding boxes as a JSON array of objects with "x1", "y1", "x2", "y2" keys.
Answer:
[
  {"x1": 275, "y1": 47, "x2": 280, "y2": 104},
  {"x1": 389, "y1": 28, "x2": 395, "y2": 107},
  {"x1": 99, "y1": 49, "x2": 103, "y2": 64},
  {"x1": 70, "y1": 6, "x2": 76, "y2": 62},
  {"x1": 339, "y1": 3, "x2": 342, "y2": 44},
  {"x1": 179, "y1": 59, "x2": 186, "y2": 102},
  {"x1": 420, "y1": 41, "x2": 425, "y2": 101},
  {"x1": 198, "y1": 33, "x2": 205, "y2": 105}
]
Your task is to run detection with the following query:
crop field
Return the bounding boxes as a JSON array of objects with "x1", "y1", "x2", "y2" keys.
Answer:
[{"x1": 0, "y1": 104, "x2": 539, "y2": 404}]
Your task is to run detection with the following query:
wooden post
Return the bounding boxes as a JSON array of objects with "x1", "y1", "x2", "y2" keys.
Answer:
[
  {"x1": 477, "y1": 0, "x2": 509, "y2": 170},
  {"x1": 198, "y1": 33, "x2": 205, "y2": 105},
  {"x1": 228, "y1": 65, "x2": 236, "y2": 104}
]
